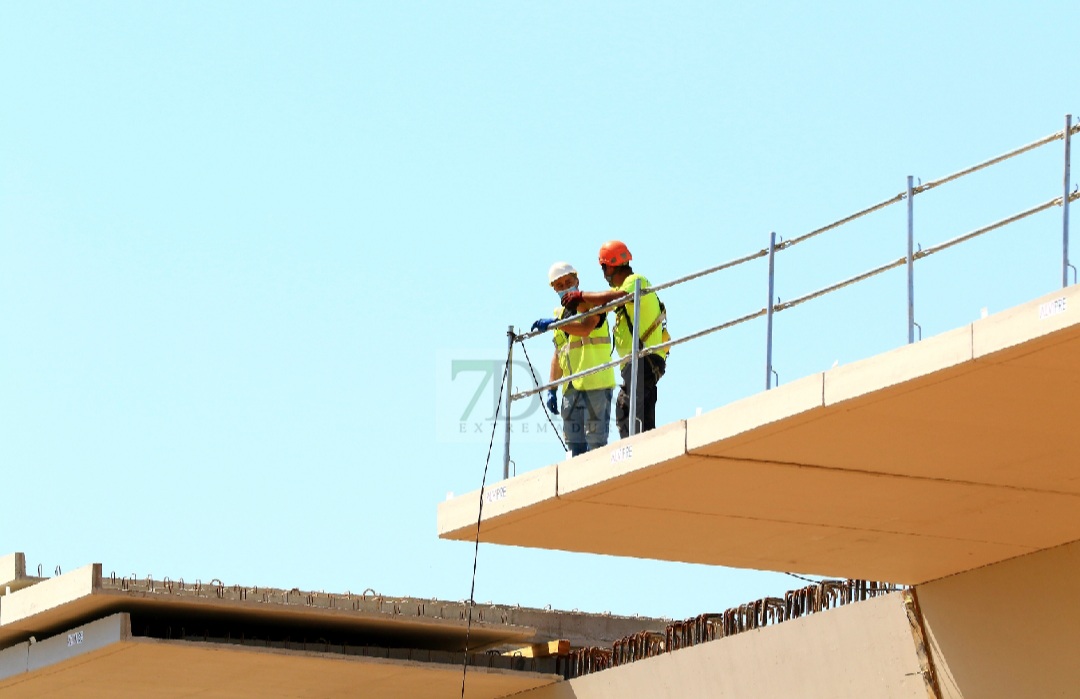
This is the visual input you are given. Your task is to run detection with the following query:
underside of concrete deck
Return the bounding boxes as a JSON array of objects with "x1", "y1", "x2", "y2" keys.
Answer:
[
  {"x1": 0, "y1": 613, "x2": 558, "y2": 699},
  {"x1": 439, "y1": 286, "x2": 1080, "y2": 584}
]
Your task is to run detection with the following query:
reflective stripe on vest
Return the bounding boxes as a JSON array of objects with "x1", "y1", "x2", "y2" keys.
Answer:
[
  {"x1": 565, "y1": 335, "x2": 612, "y2": 351},
  {"x1": 553, "y1": 309, "x2": 616, "y2": 392}
]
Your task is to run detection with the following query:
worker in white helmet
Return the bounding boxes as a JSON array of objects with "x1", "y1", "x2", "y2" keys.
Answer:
[{"x1": 531, "y1": 262, "x2": 616, "y2": 456}]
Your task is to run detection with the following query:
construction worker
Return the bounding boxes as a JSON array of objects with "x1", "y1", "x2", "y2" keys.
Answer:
[
  {"x1": 560, "y1": 241, "x2": 667, "y2": 439},
  {"x1": 531, "y1": 261, "x2": 616, "y2": 456}
]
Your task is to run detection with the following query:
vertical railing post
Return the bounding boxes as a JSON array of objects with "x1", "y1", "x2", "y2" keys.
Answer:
[
  {"x1": 502, "y1": 325, "x2": 514, "y2": 480},
  {"x1": 628, "y1": 278, "x2": 643, "y2": 436},
  {"x1": 906, "y1": 176, "x2": 916, "y2": 344},
  {"x1": 765, "y1": 231, "x2": 777, "y2": 390},
  {"x1": 1064, "y1": 113, "x2": 1073, "y2": 288}
]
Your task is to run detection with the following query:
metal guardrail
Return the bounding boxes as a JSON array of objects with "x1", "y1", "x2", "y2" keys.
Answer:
[{"x1": 502, "y1": 115, "x2": 1078, "y2": 479}]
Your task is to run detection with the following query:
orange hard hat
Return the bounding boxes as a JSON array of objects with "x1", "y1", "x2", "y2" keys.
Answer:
[{"x1": 598, "y1": 240, "x2": 632, "y2": 266}]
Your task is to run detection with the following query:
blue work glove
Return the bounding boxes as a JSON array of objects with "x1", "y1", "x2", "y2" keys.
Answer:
[
  {"x1": 531, "y1": 318, "x2": 555, "y2": 333},
  {"x1": 545, "y1": 389, "x2": 558, "y2": 415}
]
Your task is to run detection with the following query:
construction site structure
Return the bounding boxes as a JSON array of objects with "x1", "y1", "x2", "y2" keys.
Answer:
[
  {"x1": 3, "y1": 117, "x2": 1078, "y2": 697},
  {"x1": 436, "y1": 116, "x2": 1080, "y2": 698},
  {"x1": 440, "y1": 281, "x2": 1080, "y2": 698}
]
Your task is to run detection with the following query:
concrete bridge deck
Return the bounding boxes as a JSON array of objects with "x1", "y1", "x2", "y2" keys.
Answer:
[{"x1": 438, "y1": 286, "x2": 1080, "y2": 584}]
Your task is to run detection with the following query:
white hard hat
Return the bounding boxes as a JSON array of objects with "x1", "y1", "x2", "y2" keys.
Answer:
[{"x1": 548, "y1": 261, "x2": 577, "y2": 284}]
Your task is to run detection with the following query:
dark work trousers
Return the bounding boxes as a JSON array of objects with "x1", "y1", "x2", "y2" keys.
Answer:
[{"x1": 616, "y1": 354, "x2": 666, "y2": 439}]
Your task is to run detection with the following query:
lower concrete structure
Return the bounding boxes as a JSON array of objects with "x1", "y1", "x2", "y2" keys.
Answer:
[
  {"x1": 5, "y1": 543, "x2": 1078, "y2": 697},
  {"x1": 0, "y1": 552, "x2": 668, "y2": 698},
  {"x1": 0, "y1": 612, "x2": 558, "y2": 699},
  {"x1": 508, "y1": 539, "x2": 1080, "y2": 699},
  {"x1": 916, "y1": 539, "x2": 1080, "y2": 699},
  {"x1": 516, "y1": 593, "x2": 930, "y2": 699}
]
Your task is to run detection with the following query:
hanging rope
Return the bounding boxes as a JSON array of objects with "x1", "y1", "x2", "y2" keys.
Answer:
[
  {"x1": 460, "y1": 342, "x2": 512, "y2": 698},
  {"x1": 517, "y1": 339, "x2": 569, "y2": 455}
]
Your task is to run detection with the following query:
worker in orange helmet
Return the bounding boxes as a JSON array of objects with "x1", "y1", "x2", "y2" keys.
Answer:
[
  {"x1": 531, "y1": 262, "x2": 616, "y2": 456},
  {"x1": 560, "y1": 241, "x2": 668, "y2": 439}
]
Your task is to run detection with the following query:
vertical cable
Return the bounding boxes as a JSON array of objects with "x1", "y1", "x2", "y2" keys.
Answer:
[{"x1": 461, "y1": 346, "x2": 512, "y2": 698}]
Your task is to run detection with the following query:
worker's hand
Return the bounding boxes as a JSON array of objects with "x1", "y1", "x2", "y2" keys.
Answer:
[
  {"x1": 560, "y1": 291, "x2": 583, "y2": 308},
  {"x1": 531, "y1": 318, "x2": 555, "y2": 333},
  {"x1": 545, "y1": 389, "x2": 558, "y2": 415}
]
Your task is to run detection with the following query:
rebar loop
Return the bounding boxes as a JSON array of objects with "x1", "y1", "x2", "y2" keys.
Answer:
[{"x1": 565, "y1": 579, "x2": 902, "y2": 680}]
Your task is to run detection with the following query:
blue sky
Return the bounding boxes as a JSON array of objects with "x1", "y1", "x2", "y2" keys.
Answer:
[{"x1": 1, "y1": 2, "x2": 1075, "y2": 619}]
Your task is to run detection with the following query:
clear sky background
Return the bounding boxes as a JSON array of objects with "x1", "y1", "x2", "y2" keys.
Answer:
[{"x1": 2, "y1": 2, "x2": 1075, "y2": 620}]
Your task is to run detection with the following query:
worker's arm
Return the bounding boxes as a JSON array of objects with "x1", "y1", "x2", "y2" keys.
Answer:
[
  {"x1": 557, "y1": 309, "x2": 602, "y2": 337},
  {"x1": 549, "y1": 351, "x2": 561, "y2": 383},
  {"x1": 577, "y1": 290, "x2": 627, "y2": 308}
]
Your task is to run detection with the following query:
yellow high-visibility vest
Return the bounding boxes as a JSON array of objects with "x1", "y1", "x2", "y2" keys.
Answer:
[
  {"x1": 553, "y1": 306, "x2": 616, "y2": 392},
  {"x1": 612, "y1": 274, "x2": 669, "y2": 361}
]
